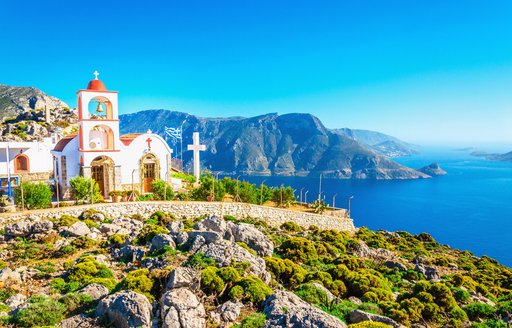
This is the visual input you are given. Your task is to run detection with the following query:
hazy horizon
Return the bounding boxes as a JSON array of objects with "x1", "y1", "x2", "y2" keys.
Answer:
[{"x1": 2, "y1": 1, "x2": 511, "y2": 144}]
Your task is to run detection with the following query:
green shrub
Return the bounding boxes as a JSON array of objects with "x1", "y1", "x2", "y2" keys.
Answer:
[
  {"x1": 151, "y1": 180, "x2": 174, "y2": 200},
  {"x1": 56, "y1": 215, "x2": 78, "y2": 227},
  {"x1": 0, "y1": 261, "x2": 8, "y2": 270},
  {"x1": 51, "y1": 278, "x2": 81, "y2": 293},
  {"x1": 58, "y1": 293, "x2": 93, "y2": 315},
  {"x1": 264, "y1": 257, "x2": 306, "y2": 287},
  {"x1": 185, "y1": 252, "x2": 216, "y2": 269},
  {"x1": 295, "y1": 283, "x2": 331, "y2": 306},
  {"x1": 71, "y1": 236, "x2": 96, "y2": 249},
  {"x1": 108, "y1": 234, "x2": 128, "y2": 247},
  {"x1": 201, "y1": 266, "x2": 225, "y2": 295},
  {"x1": 237, "y1": 242, "x2": 257, "y2": 256},
  {"x1": 280, "y1": 221, "x2": 303, "y2": 232},
  {"x1": 136, "y1": 224, "x2": 169, "y2": 245},
  {"x1": 120, "y1": 269, "x2": 155, "y2": 301},
  {"x1": 280, "y1": 237, "x2": 318, "y2": 263},
  {"x1": 218, "y1": 266, "x2": 240, "y2": 283},
  {"x1": 237, "y1": 276, "x2": 273, "y2": 303},
  {"x1": 236, "y1": 312, "x2": 267, "y2": 328},
  {"x1": 463, "y1": 302, "x2": 496, "y2": 321},
  {"x1": 67, "y1": 255, "x2": 115, "y2": 290},
  {"x1": 69, "y1": 176, "x2": 102, "y2": 203},
  {"x1": 15, "y1": 295, "x2": 66, "y2": 327},
  {"x1": 348, "y1": 322, "x2": 392, "y2": 328},
  {"x1": 14, "y1": 182, "x2": 52, "y2": 209},
  {"x1": 229, "y1": 285, "x2": 244, "y2": 301},
  {"x1": 82, "y1": 219, "x2": 99, "y2": 229}
]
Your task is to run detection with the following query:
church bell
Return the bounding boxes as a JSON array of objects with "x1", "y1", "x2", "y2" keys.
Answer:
[{"x1": 96, "y1": 102, "x2": 104, "y2": 113}]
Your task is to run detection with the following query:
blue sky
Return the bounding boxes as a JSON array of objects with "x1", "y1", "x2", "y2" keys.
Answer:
[{"x1": 1, "y1": 1, "x2": 512, "y2": 144}]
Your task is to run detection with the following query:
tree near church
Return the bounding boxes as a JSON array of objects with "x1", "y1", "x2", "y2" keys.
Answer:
[
  {"x1": 151, "y1": 179, "x2": 174, "y2": 200},
  {"x1": 69, "y1": 176, "x2": 102, "y2": 204},
  {"x1": 272, "y1": 185, "x2": 296, "y2": 208},
  {"x1": 14, "y1": 182, "x2": 53, "y2": 209}
]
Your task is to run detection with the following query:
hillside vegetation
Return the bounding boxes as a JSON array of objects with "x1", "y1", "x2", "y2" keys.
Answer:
[{"x1": 0, "y1": 208, "x2": 509, "y2": 327}]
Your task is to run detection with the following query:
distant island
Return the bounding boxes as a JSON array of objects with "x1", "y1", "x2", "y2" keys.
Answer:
[{"x1": 471, "y1": 150, "x2": 512, "y2": 162}]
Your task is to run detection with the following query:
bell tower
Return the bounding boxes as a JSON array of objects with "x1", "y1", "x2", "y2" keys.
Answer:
[{"x1": 76, "y1": 71, "x2": 121, "y2": 154}]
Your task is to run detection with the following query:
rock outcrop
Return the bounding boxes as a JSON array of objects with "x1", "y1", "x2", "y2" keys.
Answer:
[
  {"x1": 96, "y1": 290, "x2": 152, "y2": 328},
  {"x1": 161, "y1": 288, "x2": 206, "y2": 328},
  {"x1": 262, "y1": 290, "x2": 347, "y2": 328},
  {"x1": 349, "y1": 309, "x2": 405, "y2": 328}
]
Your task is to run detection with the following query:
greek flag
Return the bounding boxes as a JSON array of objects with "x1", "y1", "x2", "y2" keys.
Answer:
[{"x1": 164, "y1": 127, "x2": 182, "y2": 140}]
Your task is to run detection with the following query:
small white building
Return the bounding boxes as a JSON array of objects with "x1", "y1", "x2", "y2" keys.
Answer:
[
  {"x1": 51, "y1": 73, "x2": 175, "y2": 199},
  {"x1": 0, "y1": 138, "x2": 56, "y2": 192}
]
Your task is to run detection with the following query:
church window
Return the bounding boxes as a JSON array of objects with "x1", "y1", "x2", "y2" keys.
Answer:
[{"x1": 14, "y1": 154, "x2": 29, "y2": 173}]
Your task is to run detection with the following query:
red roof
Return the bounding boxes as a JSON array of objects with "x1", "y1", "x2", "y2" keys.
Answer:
[
  {"x1": 120, "y1": 133, "x2": 143, "y2": 146},
  {"x1": 87, "y1": 79, "x2": 107, "y2": 91},
  {"x1": 54, "y1": 134, "x2": 77, "y2": 151}
]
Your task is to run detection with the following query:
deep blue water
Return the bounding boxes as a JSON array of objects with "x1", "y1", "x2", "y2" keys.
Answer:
[{"x1": 238, "y1": 147, "x2": 512, "y2": 267}]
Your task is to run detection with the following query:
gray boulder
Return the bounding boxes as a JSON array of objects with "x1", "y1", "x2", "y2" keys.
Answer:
[
  {"x1": 115, "y1": 245, "x2": 146, "y2": 262},
  {"x1": 310, "y1": 282, "x2": 336, "y2": 303},
  {"x1": 385, "y1": 260, "x2": 408, "y2": 272},
  {"x1": 96, "y1": 290, "x2": 152, "y2": 328},
  {"x1": 161, "y1": 288, "x2": 206, "y2": 328},
  {"x1": 4, "y1": 220, "x2": 32, "y2": 237},
  {"x1": 63, "y1": 221, "x2": 90, "y2": 237},
  {"x1": 188, "y1": 235, "x2": 206, "y2": 253},
  {"x1": 348, "y1": 296, "x2": 363, "y2": 306},
  {"x1": 262, "y1": 290, "x2": 347, "y2": 328},
  {"x1": 31, "y1": 220, "x2": 54, "y2": 234},
  {"x1": 112, "y1": 218, "x2": 144, "y2": 236},
  {"x1": 188, "y1": 231, "x2": 223, "y2": 245},
  {"x1": 60, "y1": 314, "x2": 102, "y2": 328},
  {"x1": 168, "y1": 221, "x2": 184, "y2": 234},
  {"x1": 195, "y1": 216, "x2": 228, "y2": 234},
  {"x1": 167, "y1": 267, "x2": 200, "y2": 291},
  {"x1": 217, "y1": 301, "x2": 241, "y2": 322},
  {"x1": 0, "y1": 268, "x2": 21, "y2": 288},
  {"x1": 78, "y1": 283, "x2": 109, "y2": 300},
  {"x1": 5, "y1": 293, "x2": 26, "y2": 312},
  {"x1": 415, "y1": 263, "x2": 440, "y2": 280},
  {"x1": 174, "y1": 232, "x2": 189, "y2": 245},
  {"x1": 198, "y1": 240, "x2": 271, "y2": 283},
  {"x1": 231, "y1": 223, "x2": 274, "y2": 257},
  {"x1": 348, "y1": 240, "x2": 371, "y2": 258},
  {"x1": 349, "y1": 309, "x2": 405, "y2": 328},
  {"x1": 150, "y1": 234, "x2": 176, "y2": 252}
]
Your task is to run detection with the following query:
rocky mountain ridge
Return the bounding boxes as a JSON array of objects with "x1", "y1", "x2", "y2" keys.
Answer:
[
  {"x1": 120, "y1": 110, "x2": 430, "y2": 179},
  {"x1": 0, "y1": 84, "x2": 77, "y2": 141}
]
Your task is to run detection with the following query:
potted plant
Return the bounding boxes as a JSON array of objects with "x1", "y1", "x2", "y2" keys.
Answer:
[
  {"x1": 109, "y1": 190, "x2": 122, "y2": 203},
  {"x1": 121, "y1": 190, "x2": 130, "y2": 202}
]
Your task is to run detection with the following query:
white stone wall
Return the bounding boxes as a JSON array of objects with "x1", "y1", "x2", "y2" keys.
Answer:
[{"x1": 0, "y1": 201, "x2": 356, "y2": 233}]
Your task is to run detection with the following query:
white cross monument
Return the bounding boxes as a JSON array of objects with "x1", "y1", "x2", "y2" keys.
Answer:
[{"x1": 187, "y1": 132, "x2": 206, "y2": 182}]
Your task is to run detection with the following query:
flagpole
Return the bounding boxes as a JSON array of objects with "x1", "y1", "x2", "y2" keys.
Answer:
[{"x1": 6, "y1": 143, "x2": 12, "y2": 198}]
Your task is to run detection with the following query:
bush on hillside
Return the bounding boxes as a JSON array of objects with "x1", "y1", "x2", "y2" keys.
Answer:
[
  {"x1": 69, "y1": 176, "x2": 102, "y2": 203},
  {"x1": 14, "y1": 182, "x2": 52, "y2": 209},
  {"x1": 151, "y1": 179, "x2": 174, "y2": 200}
]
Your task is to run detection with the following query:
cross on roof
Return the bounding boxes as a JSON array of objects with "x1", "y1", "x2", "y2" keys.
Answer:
[
  {"x1": 93, "y1": 70, "x2": 100, "y2": 80},
  {"x1": 146, "y1": 137, "x2": 152, "y2": 149}
]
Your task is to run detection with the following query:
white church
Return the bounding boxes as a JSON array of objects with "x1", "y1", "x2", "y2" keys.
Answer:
[{"x1": 51, "y1": 72, "x2": 177, "y2": 199}]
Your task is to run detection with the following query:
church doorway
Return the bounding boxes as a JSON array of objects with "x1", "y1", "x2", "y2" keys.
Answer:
[
  {"x1": 91, "y1": 156, "x2": 114, "y2": 197},
  {"x1": 140, "y1": 153, "x2": 160, "y2": 194}
]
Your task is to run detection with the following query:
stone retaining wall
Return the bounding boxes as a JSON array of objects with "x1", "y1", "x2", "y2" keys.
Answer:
[{"x1": 0, "y1": 201, "x2": 356, "y2": 232}]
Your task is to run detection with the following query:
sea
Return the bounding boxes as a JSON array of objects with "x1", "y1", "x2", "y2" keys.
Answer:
[{"x1": 238, "y1": 146, "x2": 512, "y2": 267}]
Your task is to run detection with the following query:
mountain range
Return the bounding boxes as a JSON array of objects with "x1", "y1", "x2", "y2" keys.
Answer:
[
  {"x1": 119, "y1": 110, "x2": 429, "y2": 179},
  {"x1": 0, "y1": 84, "x2": 434, "y2": 179}
]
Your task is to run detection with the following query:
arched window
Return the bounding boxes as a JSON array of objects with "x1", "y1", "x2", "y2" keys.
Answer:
[{"x1": 14, "y1": 154, "x2": 29, "y2": 173}]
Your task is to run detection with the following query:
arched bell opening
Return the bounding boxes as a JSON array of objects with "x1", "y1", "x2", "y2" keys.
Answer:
[
  {"x1": 87, "y1": 96, "x2": 113, "y2": 120},
  {"x1": 89, "y1": 125, "x2": 115, "y2": 150}
]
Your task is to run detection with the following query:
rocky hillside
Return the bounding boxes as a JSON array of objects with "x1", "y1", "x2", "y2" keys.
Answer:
[
  {"x1": 0, "y1": 85, "x2": 77, "y2": 141},
  {"x1": 0, "y1": 208, "x2": 510, "y2": 327},
  {"x1": 333, "y1": 128, "x2": 419, "y2": 158},
  {"x1": 120, "y1": 110, "x2": 429, "y2": 179}
]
